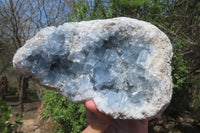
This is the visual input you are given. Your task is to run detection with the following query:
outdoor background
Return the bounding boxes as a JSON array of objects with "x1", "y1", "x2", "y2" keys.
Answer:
[{"x1": 0, "y1": 0, "x2": 200, "y2": 133}]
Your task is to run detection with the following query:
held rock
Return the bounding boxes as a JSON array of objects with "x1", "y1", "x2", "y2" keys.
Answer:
[{"x1": 13, "y1": 17, "x2": 173, "y2": 119}]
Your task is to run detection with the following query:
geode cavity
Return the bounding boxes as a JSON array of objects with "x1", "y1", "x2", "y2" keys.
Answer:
[{"x1": 13, "y1": 17, "x2": 173, "y2": 119}]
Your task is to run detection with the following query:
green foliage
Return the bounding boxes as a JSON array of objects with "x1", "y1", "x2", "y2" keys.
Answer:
[
  {"x1": 15, "y1": 113, "x2": 24, "y2": 126},
  {"x1": 41, "y1": 89, "x2": 87, "y2": 133},
  {"x1": 8, "y1": 87, "x2": 18, "y2": 95},
  {"x1": 164, "y1": 41, "x2": 190, "y2": 116},
  {"x1": 0, "y1": 98, "x2": 12, "y2": 133},
  {"x1": 119, "y1": 0, "x2": 151, "y2": 6},
  {"x1": 68, "y1": 0, "x2": 113, "y2": 22},
  {"x1": 0, "y1": 98, "x2": 23, "y2": 133},
  {"x1": 172, "y1": 41, "x2": 189, "y2": 90},
  {"x1": 27, "y1": 89, "x2": 39, "y2": 99},
  {"x1": 70, "y1": 0, "x2": 90, "y2": 21}
]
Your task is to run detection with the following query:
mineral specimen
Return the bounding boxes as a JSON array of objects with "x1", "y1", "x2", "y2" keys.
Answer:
[{"x1": 13, "y1": 17, "x2": 173, "y2": 119}]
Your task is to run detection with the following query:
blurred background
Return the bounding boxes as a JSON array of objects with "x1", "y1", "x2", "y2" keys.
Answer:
[{"x1": 0, "y1": 0, "x2": 200, "y2": 132}]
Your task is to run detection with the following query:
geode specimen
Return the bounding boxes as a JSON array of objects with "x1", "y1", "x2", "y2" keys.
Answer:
[{"x1": 13, "y1": 17, "x2": 173, "y2": 119}]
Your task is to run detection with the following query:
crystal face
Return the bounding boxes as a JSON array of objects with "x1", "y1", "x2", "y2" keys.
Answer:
[{"x1": 13, "y1": 17, "x2": 173, "y2": 119}]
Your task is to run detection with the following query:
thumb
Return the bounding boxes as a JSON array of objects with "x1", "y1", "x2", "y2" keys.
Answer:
[
  {"x1": 85, "y1": 100, "x2": 99, "y2": 113},
  {"x1": 85, "y1": 100, "x2": 112, "y2": 120}
]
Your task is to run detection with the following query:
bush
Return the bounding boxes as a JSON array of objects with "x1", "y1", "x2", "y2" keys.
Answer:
[
  {"x1": 27, "y1": 89, "x2": 39, "y2": 100},
  {"x1": 8, "y1": 87, "x2": 18, "y2": 95},
  {"x1": 165, "y1": 41, "x2": 190, "y2": 117},
  {"x1": 41, "y1": 89, "x2": 87, "y2": 133},
  {"x1": 0, "y1": 98, "x2": 23, "y2": 133}
]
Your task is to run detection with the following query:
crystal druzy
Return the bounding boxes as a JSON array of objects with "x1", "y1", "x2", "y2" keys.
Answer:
[{"x1": 13, "y1": 17, "x2": 173, "y2": 119}]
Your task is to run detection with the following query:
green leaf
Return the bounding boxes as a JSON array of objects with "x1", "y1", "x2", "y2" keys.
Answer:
[{"x1": 119, "y1": 0, "x2": 150, "y2": 6}]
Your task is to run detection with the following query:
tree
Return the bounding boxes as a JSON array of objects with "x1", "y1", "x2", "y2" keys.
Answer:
[
  {"x1": 0, "y1": 0, "x2": 34, "y2": 111},
  {"x1": 0, "y1": 0, "x2": 73, "y2": 112}
]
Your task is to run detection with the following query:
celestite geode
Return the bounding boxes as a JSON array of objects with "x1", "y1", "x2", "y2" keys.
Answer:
[{"x1": 13, "y1": 17, "x2": 173, "y2": 119}]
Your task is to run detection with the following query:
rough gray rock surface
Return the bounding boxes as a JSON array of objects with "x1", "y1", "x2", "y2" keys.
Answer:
[{"x1": 13, "y1": 17, "x2": 173, "y2": 119}]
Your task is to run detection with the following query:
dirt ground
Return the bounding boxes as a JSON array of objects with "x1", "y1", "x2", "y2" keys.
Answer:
[{"x1": 6, "y1": 95, "x2": 58, "y2": 133}]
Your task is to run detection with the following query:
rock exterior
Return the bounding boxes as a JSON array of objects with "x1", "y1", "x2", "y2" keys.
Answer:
[{"x1": 13, "y1": 17, "x2": 173, "y2": 119}]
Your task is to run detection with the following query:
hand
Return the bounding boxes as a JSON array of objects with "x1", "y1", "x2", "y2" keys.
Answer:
[
  {"x1": 82, "y1": 100, "x2": 148, "y2": 133},
  {"x1": 82, "y1": 100, "x2": 112, "y2": 133}
]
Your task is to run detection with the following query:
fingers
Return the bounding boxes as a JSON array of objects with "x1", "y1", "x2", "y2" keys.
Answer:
[
  {"x1": 85, "y1": 100, "x2": 99, "y2": 113},
  {"x1": 85, "y1": 100, "x2": 104, "y2": 118},
  {"x1": 85, "y1": 100, "x2": 112, "y2": 120},
  {"x1": 84, "y1": 100, "x2": 113, "y2": 133}
]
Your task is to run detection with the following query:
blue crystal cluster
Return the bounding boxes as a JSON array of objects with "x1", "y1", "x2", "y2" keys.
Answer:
[{"x1": 13, "y1": 17, "x2": 173, "y2": 119}]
